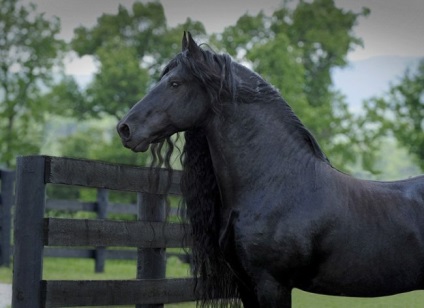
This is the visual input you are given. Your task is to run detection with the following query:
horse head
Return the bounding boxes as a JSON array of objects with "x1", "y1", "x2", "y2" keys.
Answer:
[{"x1": 117, "y1": 32, "x2": 213, "y2": 152}]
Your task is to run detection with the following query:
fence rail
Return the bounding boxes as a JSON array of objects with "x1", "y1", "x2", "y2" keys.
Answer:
[
  {"x1": 44, "y1": 155, "x2": 181, "y2": 194},
  {"x1": 42, "y1": 278, "x2": 197, "y2": 307},
  {"x1": 0, "y1": 165, "x2": 188, "y2": 272},
  {"x1": 12, "y1": 155, "x2": 196, "y2": 307},
  {"x1": 44, "y1": 218, "x2": 189, "y2": 248}
]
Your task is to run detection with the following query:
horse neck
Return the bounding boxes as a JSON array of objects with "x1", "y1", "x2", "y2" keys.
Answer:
[{"x1": 204, "y1": 98, "x2": 326, "y2": 206}]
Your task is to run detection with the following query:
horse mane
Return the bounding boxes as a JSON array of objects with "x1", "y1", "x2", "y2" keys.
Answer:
[
  {"x1": 164, "y1": 49, "x2": 243, "y2": 306},
  {"x1": 233, "y1": 59, "x2": 330, "y2": 164},
  {"x1": 151, "y1": 46, "x2": 330, "y2": 307},
  {"x1": 167, "y1": 47, "x2": 329, "y2": 164},
  {"x1": 181, "y1": 129, "x2": 241, "y2": 307}
]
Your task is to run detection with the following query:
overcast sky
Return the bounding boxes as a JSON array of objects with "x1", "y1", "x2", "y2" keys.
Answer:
[{"x1": 27, "y1": 0, "x2": 424, "y2": 74}]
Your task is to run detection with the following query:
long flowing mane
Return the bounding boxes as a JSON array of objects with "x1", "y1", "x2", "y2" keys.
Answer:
[{"x1": 150, "y1": 46, "x2": 329, "y2": 307}]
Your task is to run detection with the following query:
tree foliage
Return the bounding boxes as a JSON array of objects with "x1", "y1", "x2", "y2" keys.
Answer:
[
  {"x1": 0, "y1": 0, "x2": 65, "y2": 167},
  {"x1": 211, "y1": 0, "x2": 369, "y2": 170},
  {"x1": 363, "y1": 59, "x2": 424, "y2": 171},
  {"x1": 3, "y1": 0, "x2": 418, "y2": 178},
  {"x1": 84, "y1": 39, "x2": 149, "y2": 119},
  {"x1": 60, "y1": 2, "x2": 207, "y2": 120},
  {"x1": 38, "y1": 0, "x2": 370, "y2": 171},
  {"x1": 72, "y1": 2, "x2": 168, "y2": 62},
  {"x1": 289, "y1": 0, "x2": 369, "y2": 107}
]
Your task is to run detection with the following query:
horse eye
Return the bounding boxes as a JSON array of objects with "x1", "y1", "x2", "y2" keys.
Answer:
[{"x1": 170, "y1": 81, "x2": 180, "y2": 88}]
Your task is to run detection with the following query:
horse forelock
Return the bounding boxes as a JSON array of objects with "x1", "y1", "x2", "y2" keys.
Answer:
[
  {"x1": 164, "y1": 46, "x2": 282, "y2": 108},
  {"x1": 165, "y1": 49, "x2": 237, "y2": 110}
]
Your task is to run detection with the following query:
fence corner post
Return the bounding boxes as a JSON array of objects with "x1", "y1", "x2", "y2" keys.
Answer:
[
  {"x1": 0, "y1": 170, "x2": 15, "y2": 267},
  {"x1": 12, "y1": 156, "x2": 46, "y2": 308}
]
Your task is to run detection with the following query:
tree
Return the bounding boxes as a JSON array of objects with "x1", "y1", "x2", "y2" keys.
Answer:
[
  {"x1": 84, "y1": 39, "x2": 150, "y2": 120},
  {"x1": 66, "y1": 2, "x2": 206, "y2": 119},
  {"x1": 0, "y1": 0, "x2": 65, "y2": 167},
  {"x1": 288, "y1": 0, "x2": 369, "y2": 107},
  {"x1": 363, "y1": 59, "x2": 424, "y2": 171},
  {"x1": 212, "y1": 0, "x2": 369, "y2": 171}
]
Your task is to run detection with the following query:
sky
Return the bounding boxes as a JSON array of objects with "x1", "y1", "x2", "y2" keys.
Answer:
[{"x1": 29, "y1": 0, "x2": 424, "y2": 73}]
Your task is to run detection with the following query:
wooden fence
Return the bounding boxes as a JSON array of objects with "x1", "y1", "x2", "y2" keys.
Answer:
[
  {"x1": 0, "y1": 169, "x2": 14, "y2": 267},
  {"x1": 0, "y1": 169, "x2": 190, "y2": 272},
  {"x1": 12, "y1": 155, "x2": 198, "y2": 307},
  {"x1": 45, "y1": 188, "x2": 190, "y2": 272}
]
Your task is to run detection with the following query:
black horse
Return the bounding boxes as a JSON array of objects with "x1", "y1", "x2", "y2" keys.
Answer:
[{"x1": 117, "y1": 32, "x2": 424, "y2": 307}]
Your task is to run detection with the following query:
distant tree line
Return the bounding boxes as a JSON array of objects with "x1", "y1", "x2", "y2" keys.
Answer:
[{"x1": 0, "y1": 0, "x2": 422, "y2": 175}]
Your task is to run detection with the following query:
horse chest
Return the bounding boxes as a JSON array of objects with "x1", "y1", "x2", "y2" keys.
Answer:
[{"x1": 232, "y1": 208, "x2": 318, "y2": 272}]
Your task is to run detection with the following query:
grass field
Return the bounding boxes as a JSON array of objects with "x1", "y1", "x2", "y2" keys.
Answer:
[{"x1": 1, "y1": 256, "x2": 424, "y2": 307}]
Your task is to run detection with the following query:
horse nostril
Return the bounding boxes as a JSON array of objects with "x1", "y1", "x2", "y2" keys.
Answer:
[{"x1": 118, "y1": 123, "x2": 131, "y2": 140}]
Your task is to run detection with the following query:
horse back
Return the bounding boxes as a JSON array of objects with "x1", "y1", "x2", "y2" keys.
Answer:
[
  {"x1": 360, "y1": 174, "x2": 424, "y2": 216},
  {"x1": 394, "y1": 175, "x2": 424, "y2": 204}
]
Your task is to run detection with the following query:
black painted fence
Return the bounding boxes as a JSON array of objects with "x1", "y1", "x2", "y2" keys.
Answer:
[
  {"x1": 0, "y1": 168, "x2": 190, "y2": 272},
  {"x1": 0, "y1": 169, "x2": 14, "y2": 267},
  {"x1": 45, "y1": 188, "x2": 190, "y2": 272},
  {"x1": 12, "y1": 155, "x2": 198, "y2": 308}
]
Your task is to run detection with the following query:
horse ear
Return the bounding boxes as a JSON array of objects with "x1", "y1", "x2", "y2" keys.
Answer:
[
  {"x1": 182, "y1": 31, "x2": 188, "y2": 51},
  {"x1": 182, "y1": 31, "x2": 202, "y2": 60}
]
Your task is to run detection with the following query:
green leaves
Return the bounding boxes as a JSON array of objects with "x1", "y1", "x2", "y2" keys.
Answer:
[
  {"x1": 1, "y1": 0, "x2": 418, "y2": 176},
  {"x1": 85, "y1": 39, "x2": 149, "y2": 119},
  {"x1": 0, "y1": 0, "x2": 65, "y2": 167},
  {"x1": 73, "y1": 2, "x2": 166, "y2": 58},
  {"x1": 363, "y1": 59, "x2": 424, "y2": 170},
  {"x1": 213, "y1": 1, "x2": 369, "y2": 171},
  {"x1": 68, "y1": 3, "x2": 207, "y2": 120}
]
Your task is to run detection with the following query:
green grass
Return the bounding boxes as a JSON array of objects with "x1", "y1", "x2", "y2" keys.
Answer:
[
  {"x1": 292, "y1": 289, "x2": 424, "y2": 307},
  {"x1": 42, "y1": 254, "x2": 192, "y2": 281},
  {"x1": 1, "y1": 257, "x2": 424, "y2": 307},
  {"x1": 0, "y1": 266, "x2": 12, "y2": 284}
]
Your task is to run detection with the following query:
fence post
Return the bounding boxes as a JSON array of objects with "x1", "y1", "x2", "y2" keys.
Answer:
[
  {"x1": 0, "y1": 170, "x2": 14, "y2": 267},
  {"x1": 137, "y1": 192, "x2": 166, "y2": 308},
  {"x1": 95, "y1": 188, "x2": 108, "y2": 273},
  {"x1": 12, "y1": 156, "x2": 46, "y2": 308}
]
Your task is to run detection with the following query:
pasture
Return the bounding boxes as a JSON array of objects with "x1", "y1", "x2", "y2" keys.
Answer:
[{"x1": 1, "y1": 257, "x2": 424, "y2": 307}]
